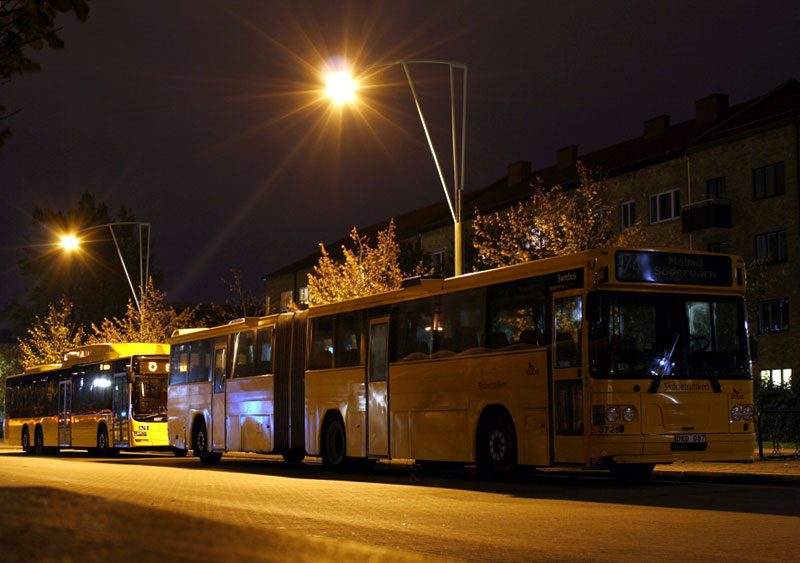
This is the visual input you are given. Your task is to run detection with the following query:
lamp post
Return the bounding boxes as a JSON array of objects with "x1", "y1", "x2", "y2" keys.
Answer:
[
  {"x1": 60, "y1": 222, "x2": 151, "y2": 321},
  {"x1": 326, "y1": 59, "x2": 467, "y2": 276}
]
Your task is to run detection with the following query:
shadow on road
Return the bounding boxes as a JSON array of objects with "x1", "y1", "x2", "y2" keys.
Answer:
[
  {"x1": 3, "y1": 448, "x2": 795, "y2": 518},
  {"x1": 0, "y1": 485, "x2": 422, "y2": 562}
]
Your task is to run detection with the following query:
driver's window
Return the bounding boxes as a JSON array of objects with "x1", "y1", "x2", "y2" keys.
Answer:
[
  {"x1": 686, "y1": 301, "x2": 712, "y2": 351},
  {"x1": 555, "y1": 296, "x2": 582, "y2": 367}
]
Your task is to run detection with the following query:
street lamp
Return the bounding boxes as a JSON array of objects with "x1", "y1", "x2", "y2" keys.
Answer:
[
  {"x1": 60, "y1": 222, "x2": 151, "y2": 320},
  {"x1": 325, "y1": 59, "x2": 467, "y2": 276}
]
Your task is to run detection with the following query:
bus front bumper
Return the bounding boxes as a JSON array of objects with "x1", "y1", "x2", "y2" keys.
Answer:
[{"x1": 590, "y1": 432, "x2": 756, "y2": 465}]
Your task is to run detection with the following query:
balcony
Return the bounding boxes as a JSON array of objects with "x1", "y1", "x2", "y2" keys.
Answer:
[{"x1": 681, "y1": 199, "x2": 732, "y2": 233}]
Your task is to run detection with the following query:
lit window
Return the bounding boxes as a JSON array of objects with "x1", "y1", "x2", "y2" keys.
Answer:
[
  {"x1": 762, "y1": 368, "x2": 793, "y2": 388},
  {"x1": 297, "y1": 286, "x2": 309, "y2": 305},
  {"x1": 280, "y1": 290, "x2": 294, "y2": 312},
  {"x1": 758, "y1": 298, "x2": 789, "y2": 333}
]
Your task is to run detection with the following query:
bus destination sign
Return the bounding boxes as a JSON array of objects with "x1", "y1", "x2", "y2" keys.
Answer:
[
  {"x1": 133, "y1": 358, "x2": 170, "y2": 375},
  {"x1": 615, "y1": 250, "x2": 732, "y2": 286}
]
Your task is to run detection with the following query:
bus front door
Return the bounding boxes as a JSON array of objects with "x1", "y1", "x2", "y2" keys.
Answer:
[
  {"x1": 112, "y1": 374, "x2": 129, "y2": 447},
  {"x1": 211, "y1": 346, "x2": 226, "y2": 451},
  {"x1": 551, "y1": 292, "x2": 587, "y2": 464},
  {"x1": 58, "y1": 380, "x2": 72, "y2": 447},
  {"x1": 367, "y1": 318, "x2": 390, "y2": 457}
]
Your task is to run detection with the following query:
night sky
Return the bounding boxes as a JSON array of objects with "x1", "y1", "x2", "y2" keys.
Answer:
[{"x1": 2, "y1": 0, "x2": 799, "y2": 316}]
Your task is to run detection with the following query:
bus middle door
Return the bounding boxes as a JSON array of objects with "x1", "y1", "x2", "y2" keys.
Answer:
[
  {"x1": 211, "y1": 345, "x2": 227, "y2": 452},
  {"x1": 112, "y1": 373, "x2": 130, "y2": 446},
  {"x1": 550, "y1": 290, "x2": 587, "y2": 465},
  {"x1": 367, "y1": 317, "x2": 390, "y2": 458},
  {"x1": 58, "y1": 379, "x2": 72, "y2": 447}
]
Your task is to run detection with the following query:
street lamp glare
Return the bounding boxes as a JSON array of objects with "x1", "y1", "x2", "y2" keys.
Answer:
[
  {"x1": 60, "y1": 235, "x2": 80, "y2": 250},
  {"x1": 325, "y1": 71, "x2": 357, "y2": 104}
]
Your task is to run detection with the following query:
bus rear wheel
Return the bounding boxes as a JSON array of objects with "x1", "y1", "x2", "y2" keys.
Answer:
[
  {"x1": 194, "y1": 422, "x2": 221, "y2": 465},
  {"x1": 172, "y1": 447, "x2": 188, "y2": 457},
  {"x1": 321, "y1": 415, "x2": 347, "y2": 470},
  {"x1": 21, "y1": 426, "x2": 31, "y2": 454},
  {"x1": 97, "y1": 425, "x2": 113, "y2": 457},
  {"x1": 477, "y1": 411, "x2": 517, "y2": 475}
]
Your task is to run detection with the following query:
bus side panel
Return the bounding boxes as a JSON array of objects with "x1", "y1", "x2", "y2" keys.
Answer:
[
  {"x1": 42, "y1": 416, "x2": 59, "y2": 448},
  {"x1": 70, "y1": 414, "x2": 110, "y2": 448},
  {"x1": 169, "y1": 382, "x2": 212, "y2": 451},
  {"x1": 226, "y1": 374, "x2": 274, "y2": 454},
  {"x1": 390, "y1": 349, "x2": 549, "y2": 465},
  {"x1": 305, "y1": 367, "x2": 364, "y2": 457},
  {"x1": 5, "y1": 419, "x2": 24, "y2": 447}
]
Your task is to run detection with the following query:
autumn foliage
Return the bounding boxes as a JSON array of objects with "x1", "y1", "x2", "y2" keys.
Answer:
[{"x1": 473, "y1": 162, "x2": 643, "y2": 268}]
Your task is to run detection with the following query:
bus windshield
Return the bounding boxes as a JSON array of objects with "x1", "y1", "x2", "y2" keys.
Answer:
[
  {"x1": 131, "y1": 375, "x2": 168, "y2": 421},
  {"x1": 589, "y1": 291, "x2": 750, "y2": 381}
]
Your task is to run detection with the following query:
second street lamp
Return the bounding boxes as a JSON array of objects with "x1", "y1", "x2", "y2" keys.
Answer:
[
  {"x1": 324, "y1": 59, "x2": 467, "y2": 276},
  {"x1": 60, "y1": 222, "x2": 151, "y2": 322}
]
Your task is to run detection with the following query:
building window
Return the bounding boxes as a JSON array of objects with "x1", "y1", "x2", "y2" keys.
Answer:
[
  {"x1": 708, "y1": 240, "x2": 729, "y2": 254},
  {"x1": 706, "y1": 177, "x2": 726, "y2": 200},
  {"x1": 755, "y1": 230, "x2": 787, "y2": 264},
  {"x1": 758, "y1": 298, "x2": 789, "y2": 333},
  {"x1": 649, "y1": 188, "x2": 680, "y2": 224},
  {"x1": 760, "y1": 368, "x2": 792, "y2": 388},
  {"x1": 753, "y1": 162, "x2": 785, "y2": 200},
  {"x1": 430, "y1": 250, "x2": 445, "y2": 275},
  {"x1": 620, "y1": 200, "x2": 636, "y2": 230},
  {"x1": 297, "y1": 286, "x2": 309, "y2": 305},
  {"x1": 280, "y1": 290, "x2": 294, "y2": 312}
]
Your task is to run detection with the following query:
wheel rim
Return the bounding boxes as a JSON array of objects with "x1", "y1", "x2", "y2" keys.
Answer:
[
  {"x1": 197, "y1": 428, "x2": 207, "y2": 453},
  {"x1": 489, "y1": 429, "x2": 507, "y2": 462},
  {"x1": 98, "y1": 431, "x2": 106, "y2": 451},
  {"x1": 22, "y1": 431, "x2": 29, "y2": 450}
]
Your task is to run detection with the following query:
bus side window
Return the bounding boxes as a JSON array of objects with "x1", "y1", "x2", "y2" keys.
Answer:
[{"x1": 554, "y1": 296, "x2": 582, "y2": 368}]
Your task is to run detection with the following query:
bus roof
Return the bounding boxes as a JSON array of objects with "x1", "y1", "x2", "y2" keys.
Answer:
[
  {"x1": 171, "y1": 247, "x2": 745, "y2": 345},
  {"x1": 62, "y1": 343, "x2": 169, "y2": 367}
]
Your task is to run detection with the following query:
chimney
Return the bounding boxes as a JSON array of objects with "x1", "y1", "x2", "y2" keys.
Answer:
[
  {"x1": 695, "y1": 93, "x2": 729, "y2": 126},
  {"x1": 507, "y1": 161, "x2": 531, "y2": 186},
  {"x1": 644, "y1": 115, "x2": 670, "y2": 140},
  {"x1": 557, "y1": 145, "x2": 578, "y2": 170}
]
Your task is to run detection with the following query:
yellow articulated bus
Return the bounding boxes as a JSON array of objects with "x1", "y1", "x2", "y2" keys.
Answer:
[
  {"x1": 168, "y1": 247, "x2": 755, "y2": 476},
  {"x1": 4, "y1": 343, "x2": 177, "y2": 456}
]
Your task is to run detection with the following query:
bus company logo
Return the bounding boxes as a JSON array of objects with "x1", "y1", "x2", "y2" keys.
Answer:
[
  {"x1": 731, "y1": 388, "x2": 745, "y2": 399},
  {"x1": 526, "y1": 362, "x2": 540, "y2": 377},
  {"x1": 478, "y1": 381, "x2": 508, "y2": 391},
  {"x1": 557, "y1": 271, "x2": 578, "y2": 284},
  {"x1": 661, "y1": 382, "x2": 710, "y2": 392}
]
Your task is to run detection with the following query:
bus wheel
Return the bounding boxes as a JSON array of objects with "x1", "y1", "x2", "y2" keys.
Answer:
[
  {"x1": 194, "y1": 423, "x2": 221, "y2": 465},
  {"x1": 34, "y1": 426, "x2": 45, "y2": 455},
  {"x1": 172, "y1": 447, "x2": 188, "y2": 457},
  {"x1": 321, "y1": 416, "x2": 347, "y2": 469},
  {"x1": 97, "y1": 426, "x2": 112, "y2": 457},
  {"x1": 478, "y1": 412, "x2": 517, "y2": 475},
  {"x1": 21, "y1": 426, "x2": 31, "y2": 454},
  {"x1": 610, "y1": 462, "x2": 655, "y2": 480}
]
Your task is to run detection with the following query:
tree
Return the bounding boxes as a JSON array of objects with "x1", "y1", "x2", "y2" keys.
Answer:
[
  {"x1": 308, "y1": 219, "x2": 428, "y2": 306},
  {"x1": 0, "y1": 0, "x2": 91, "y2": 150},
  {"x1": 89, "y1": 278, "x2": 202, "y2": 344},
  {"x1": 207, "y1": 268, "x2": 265, "y2": 323},
  {"x1": 472, "y1": 162, "x2": 644, "y2": 268},
  {"x1": 17, "y1": 297, "x2": 86, "y2": 368},
  {"x1": 12, "y1": 192, "x2": 154, "y2": 337},
  {"x1": 0, "y1": 344, "x2": 23, "y2": 408}
]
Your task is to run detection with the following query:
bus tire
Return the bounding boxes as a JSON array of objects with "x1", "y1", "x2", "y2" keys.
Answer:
[
  {"x1": 172, "y1": 447, "x2": 188, "y2": 457},
  {"x1": 97, "y1": 425, "x2": 112, "y2": 457},
  {"x1": 194, "y1": 422, "x2": 221, "y2": 465},
  {"x1": 34, "y1": 425, "x2": 45, "y2": 455},
  {"x1": 21, "y1": 426, "x2": 31, "y2": 454},
  {"x1": 477, "y1": 410, "x2": 517, "y2": 475},
  {"x1": 321, "y1": 414, "x2": 347, "y2": 470}
]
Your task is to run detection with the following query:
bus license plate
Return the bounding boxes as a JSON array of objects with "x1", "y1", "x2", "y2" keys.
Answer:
[{"x1": 674, "y1": 433, "x2": 706, "y2": 444}]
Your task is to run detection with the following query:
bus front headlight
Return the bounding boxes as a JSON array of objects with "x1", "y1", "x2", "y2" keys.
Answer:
[
  {"x1": 731, "y1": 406, "x2": 743, "y2": 421},
  {"x1": 606, "y1": 407, "x2": 619, "y2": 423},
  {"x1": 622, "y1": 406, "x2": 636, "y2": 423},
  {"x1": 742, "y1": 405, "x2": 754, "y2": 421}
]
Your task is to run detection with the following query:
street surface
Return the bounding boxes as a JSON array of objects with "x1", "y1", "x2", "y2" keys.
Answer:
[{"x1": 0, "y1": 449, "x2": 798, "y2": 562}]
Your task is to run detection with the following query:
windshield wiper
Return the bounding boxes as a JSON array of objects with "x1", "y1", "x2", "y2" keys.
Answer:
[{"x1": 649, "y1": 333, "x2": 680, "y2": 393}]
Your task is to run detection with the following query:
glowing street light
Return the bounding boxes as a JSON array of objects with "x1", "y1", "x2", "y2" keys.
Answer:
[
  {"x1": 60, "y1": 222, "x2": 151, "y2": 321},
  {"x1": 325, "y1": 71, "x2": 357, "y2": 104},
  {"x1": 325, "y1": 59, "x2": 467, "y2": 276}
]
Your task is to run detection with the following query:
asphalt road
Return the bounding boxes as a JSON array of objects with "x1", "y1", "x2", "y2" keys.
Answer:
[{"x1": 0, "y1": 449, "x2": 798, "y2": 562}]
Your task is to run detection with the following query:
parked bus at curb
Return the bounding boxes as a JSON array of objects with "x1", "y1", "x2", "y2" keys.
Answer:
[
  {"x1": 4, "y1": 343, "x2": 176, "y2": 456},
  {"x1": 168, "y1": 247, "x2": 755, "y2": 477}
]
